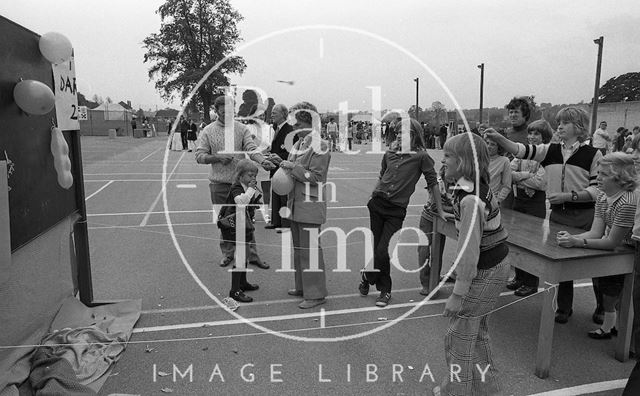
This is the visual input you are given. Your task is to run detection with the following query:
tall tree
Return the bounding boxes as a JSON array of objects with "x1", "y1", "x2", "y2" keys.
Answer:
[
  {"x1": 143, "y1": 0, "x2": 247, "y2": 123},
  {"x1": 431, "y1": 101, "x2": 447, "y2": 125},
  {"x1": 598, "y1": 72, "x2": 640, "y2": 103}
]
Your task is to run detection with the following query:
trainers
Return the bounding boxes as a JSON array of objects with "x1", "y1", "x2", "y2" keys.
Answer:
[
  {"x1": 221, "y1": 297, "x2": 239, "y2": 311},
  {"x1": 220, "y1": 257, "x2": 233, "y2": 267},
  {"x1": 375, "y1": 292, "x2": 391, "y2": 307},
  {"x1": 514, "y1": 285, "x2": 537, "y2": 297},
  {"x1": 506, "y1": 279, "x2": 523, "y2": 290},
  {"x1": 229, "y1": 290, "x2": 253, "y2": 303}
]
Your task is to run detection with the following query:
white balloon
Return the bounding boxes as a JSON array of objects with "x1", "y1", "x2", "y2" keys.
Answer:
[
  {"x1": 13, "y1": 80, "x2": 55, "y2": 115},
  {"x1": 39, "y1": 32, "x2": 73, "y2": 64},
  {"x1": 272, "y1": 168, "x2": 294, "y2": 195}
]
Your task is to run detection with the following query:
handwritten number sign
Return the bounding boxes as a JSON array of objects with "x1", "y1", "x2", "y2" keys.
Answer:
[{"x1": 52, "y1": 54, "x2": 79, "y2": 131}]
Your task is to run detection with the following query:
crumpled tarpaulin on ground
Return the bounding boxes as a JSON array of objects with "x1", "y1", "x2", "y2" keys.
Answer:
[
  {"x1": 35, "y1": 324, "x2": 126, "y2": 386},
  {"x1": 29, "y1": 348, "x2": 96, "y2": 395},
  {"x1": 0, "y1": 297, "x2": 141, "y2": 395}
]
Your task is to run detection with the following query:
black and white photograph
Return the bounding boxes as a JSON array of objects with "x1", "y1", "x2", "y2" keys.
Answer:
[{"x1": 2, "y1": 1, "x2": 640, "y2": 395}]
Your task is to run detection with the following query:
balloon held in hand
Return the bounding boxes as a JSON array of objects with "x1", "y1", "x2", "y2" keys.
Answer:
[{"x1": 272, "y1": 168, "x2": 294, "y2": 195}]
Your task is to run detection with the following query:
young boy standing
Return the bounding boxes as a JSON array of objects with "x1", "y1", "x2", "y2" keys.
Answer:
[{"x1": 485, "y1": 107, "x2": 603, "y2": 324}]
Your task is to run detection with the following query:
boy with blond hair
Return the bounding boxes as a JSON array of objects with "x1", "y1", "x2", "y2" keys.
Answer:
[{"x1": 485, "y1": 106, "x2": 603, "y2": 324}]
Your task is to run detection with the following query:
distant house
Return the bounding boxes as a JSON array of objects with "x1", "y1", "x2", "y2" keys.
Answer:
[
  {"x1": 118, "y1": 101, "x2": 133, "y2": 111},
  {"x1": 155, "y1": 108, "x2": 179, "y2": 121},
  {"x1": 90, "y1": 102, "x2": 134, "y2": 121}
]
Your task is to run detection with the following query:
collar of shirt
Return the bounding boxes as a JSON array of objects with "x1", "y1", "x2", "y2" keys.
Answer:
[
  {"x1": 605, "y1": 190, "x2": 625, "y2": 206},
  {"x1": 561, "y1": 140, "x2": 582, "y2": 152},
  {"x1": 276, "y1": 121, "x2": 287, "y2": 131},
  {"x1": 451, "y1": 177, "x2": 475, "y2": 193}
]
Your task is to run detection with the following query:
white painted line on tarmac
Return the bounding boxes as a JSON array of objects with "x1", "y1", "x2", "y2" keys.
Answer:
[
  {"x1": 526, "y1": 379, "x2": 627, "y2": 396},
  {"x1": 85, "y1": 180, "x2": 114, "y2": 201},
  {"x1": 86, "y1": 204, "x2": 427, "y2": 217},
  {"x1": 83, "y1": 171, "x2": 377, "y2": 175},
  {"x1": 83, "y1": 179, "x2": 206, "y2": 182},
  {"x1": 133, "y1": 299, "x2": 441, "y2": 333},
  {"x1": 82, "y1": 177, "x2": 378, "y2": 182},
  {"x1": 133, "y1": 283, "x2": 594, "y2": 334},
  {"x1": 139, "y1": 151, "x2": 185, "y2": 227},
  {"x1": 87, "y1": 215, "x2": 420, "y2": 230},
  {"x1": 176, "y1": 184, "x2": 197, "y2": 189},
  {"x1": 84, "y1": 172, "x2": 208, "y2": 176},
  {"x1": 141, "y1": 287, "x2": 427, "y2": 314},
  {"x1": 140, "y1": 148, "x2": 162, "y2": 162}
]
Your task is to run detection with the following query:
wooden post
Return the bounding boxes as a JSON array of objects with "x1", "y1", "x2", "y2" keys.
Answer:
[{"x1": 616, "y1": 272, "x2": 634, "y2": 361}]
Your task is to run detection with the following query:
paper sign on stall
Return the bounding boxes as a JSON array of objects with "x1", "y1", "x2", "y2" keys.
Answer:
[
  {"x1": 52, "y1": 55, "x2": 79, "y2": 131},
  {"x1": 77, "y1": 106, "x2": 87, "y2": 121}
]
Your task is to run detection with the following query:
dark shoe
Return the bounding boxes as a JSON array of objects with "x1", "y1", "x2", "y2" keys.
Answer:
[
  {"x1": 299, "y1": 298, "x2": 326, "y2": 309},
  {"x1": 359, "y1": 280, "x2": 370, "y2": 296},
  {"x1": 240, "y1": 283, "x2": 259, "y2": 292},
  {"x1": 376, "y1": 292, "x2": 391, "y2": 307},
  {"x1": 555, "y1": 309, "x2": 573, "y2": 324},
  {"x1": 419, "y1": 287, "x2": 430, "y2": 296},
  {"x1": 592, "y1": 309, "x2": 604, "y2": 325},
  {"x1": 220, "y1": 257, "x2": 233, "y2": 267},
  {"x1": 506, "y1": 279, "x2": 523, "y2": 290},
  {"x1": 287, "y1": 289, "x2": 303, "y2": 297},
  {"x1": 229, "y1": 290, "x2": 253, "y2": 303},
  {"x1": 249, "y1": 260, "x2": 270, "y2": 269},
  {"x1": 265, "y1": 223, "x2": 277, "y2": 229},
  {"x1": 611, "y1": 327, "x2": 618, "y2": 336},
  {"x1": 588, "y1": 328, "x2": 613, "y2": 340},
  {"x1": 514, "y1": 285, "x2": 537, "y2": 297}
]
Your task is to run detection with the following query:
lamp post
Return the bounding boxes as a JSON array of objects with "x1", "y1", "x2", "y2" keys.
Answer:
[
  {"x1": 413, "y1": 77, "x2": 419, "y2": 121},
  {"x1": 477, "y1": 63, "x2": 484, "y2": 125},
  {"x1": 590, "y1": 37, "x2": 604, "y2": 137}
]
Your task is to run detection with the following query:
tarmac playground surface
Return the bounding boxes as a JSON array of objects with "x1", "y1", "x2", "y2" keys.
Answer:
[{"x1": 78, "y1": 135, "x2": 634, "y2": 395}]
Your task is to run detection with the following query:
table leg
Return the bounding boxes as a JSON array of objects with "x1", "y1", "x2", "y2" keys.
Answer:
[
  {"x1": 616, "y1": 273, "x2": 633, "y2": 361},
  {"x1": 429, "y1": 218, "x2": 443, "y2": 294},
  {"x1": 535, "y1": 283, "x2": 556, "y2": 378}
]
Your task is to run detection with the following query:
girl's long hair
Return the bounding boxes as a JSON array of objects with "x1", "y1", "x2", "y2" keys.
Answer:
[
  {"x1": 396, "y1": 118, "x2": 426, "y2": 151},
  {"x1": 443, "y1": 133, "x2": 491, "y2": 185}
]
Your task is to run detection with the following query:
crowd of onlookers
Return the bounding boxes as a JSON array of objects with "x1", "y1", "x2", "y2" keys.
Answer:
[{"x1": 186, "y1": 91, "x2": 640, "y2": 394}]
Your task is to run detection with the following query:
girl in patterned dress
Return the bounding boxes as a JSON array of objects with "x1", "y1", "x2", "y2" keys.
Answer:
[{"x1": 557, "y1": 152, "x2": 638, "y2": 338}]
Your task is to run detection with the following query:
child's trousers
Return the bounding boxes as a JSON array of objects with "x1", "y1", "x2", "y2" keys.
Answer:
[{"x1": 442, "y1": 259, "x2": 509, "y2": 396}]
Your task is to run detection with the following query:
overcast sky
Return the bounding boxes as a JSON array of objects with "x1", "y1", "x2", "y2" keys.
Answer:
[{"x1": 2, "y1": 0, "x2": 639, "y2": 114}]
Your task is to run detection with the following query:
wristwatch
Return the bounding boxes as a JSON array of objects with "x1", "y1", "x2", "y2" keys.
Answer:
[{"x1": 571, "y1": 191, "x2": 579, "y2": 201}]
